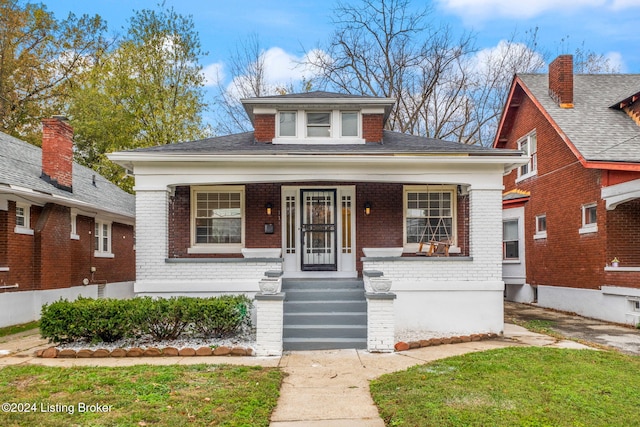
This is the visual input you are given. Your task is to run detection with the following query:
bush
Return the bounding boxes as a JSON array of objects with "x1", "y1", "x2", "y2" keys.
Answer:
[
  {"x1": 40, "y1": 297, "x2": 136, "y2": 343},
  {"x1": 40, "y1": 295, "x2": 253, "y2": 344},
  {"x1": 187, "y1": 295, "x2": 252, "y2": 338}
]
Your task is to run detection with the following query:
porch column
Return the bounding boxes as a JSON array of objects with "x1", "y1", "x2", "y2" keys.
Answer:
[
  {"x1": 134, "y1": 189, "x2": 170, "y2": 284},
  {"x1": 468, "y1": 187, "x2": 503, "y2": 279},
  {"x1": 254, "y1": 293, "x2": 285, "y2": 356},
  {"x1": 366, "y1": 292, "x2": 396, "y2": 352}
]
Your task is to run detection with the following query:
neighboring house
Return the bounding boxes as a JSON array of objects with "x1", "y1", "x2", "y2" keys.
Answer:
[
  {"x1": 0, "y1": 117, "x2": 136, "y2": 327},
  {"x1": 495, "y1": 55, "x2": 640, "y2": 326},
  {"x1": 110, "y1": 91, "x2": 525, "y2": 351}
]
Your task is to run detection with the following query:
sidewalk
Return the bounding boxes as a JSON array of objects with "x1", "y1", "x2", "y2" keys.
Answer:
[{"x1": 0, "y1": 317, "x2": 593, "y2": 426}]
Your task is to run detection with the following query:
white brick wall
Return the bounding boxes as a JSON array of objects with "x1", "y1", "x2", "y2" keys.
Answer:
[
  {"x1": 366, "y1": 294, "x2": 396, "y2": 352},
  {"x1": 134, "y1": 189, "x2": 282, "y2": 296},
  {"x1": 254, "y1": 295, "x2": 284, "y2": 356}
]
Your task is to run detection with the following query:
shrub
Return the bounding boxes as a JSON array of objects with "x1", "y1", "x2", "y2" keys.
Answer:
[
  {"x1": 135, "y1": 297, "x2": 193, "y2": 341},
  {"x1": 187, "y1": 295, "x2": 252, "y2": 338},
  {"x1": 40, "y1": 295, "x2": 252, "y2": 344},
  {"x1": 40, "y1": 297, "x2": 135, "y2": 343}
]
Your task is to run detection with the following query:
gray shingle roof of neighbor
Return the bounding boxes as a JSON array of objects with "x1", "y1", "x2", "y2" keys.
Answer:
[
  {"x1": 123, "y1": 130, "x2": 521, "y2": 156},
  {"x1": 245, "y1": 90, "x2": 382, "y2": 100},
  {"x1": 0, "y1": 131, "x2": 135, "y2": 219},
  {"x1": 518, "y1": 74, "x2": 640, "y2": 163}
]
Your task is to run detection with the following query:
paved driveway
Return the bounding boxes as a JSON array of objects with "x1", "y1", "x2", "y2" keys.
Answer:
[{"x1": 505, "y1": 301, "x2": 640, "y2": 356}]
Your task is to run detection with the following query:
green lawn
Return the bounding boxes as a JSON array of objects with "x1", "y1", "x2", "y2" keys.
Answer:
[
  {"x1": 0, "y1": 364, "x2": 283, "y2": 426},
  {"x1": 371, "y1": 347, "x2": 640, "y2": 427},
  {"x1": 0, "y1": 321, "x2": 39, "y2": 338}
]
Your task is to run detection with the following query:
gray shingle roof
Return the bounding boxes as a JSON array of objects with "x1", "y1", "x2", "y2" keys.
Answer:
[
  {"x1": 519, "y1": 74, "x2": 640, "y2": 163},
  {"x1": 123, "y1": 130, "x2": 520, "y2": 156},
  {"x1": 245, "y1": 90, "x2": 381, "y2": 100},
  {"x1": 0, "y1": 131, "x2": 134, "y2": 219}
]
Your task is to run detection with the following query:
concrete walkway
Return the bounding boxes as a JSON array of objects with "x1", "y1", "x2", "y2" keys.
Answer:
[{"x1": 0, "y1": 319, "x2": 594, "y2": 426}]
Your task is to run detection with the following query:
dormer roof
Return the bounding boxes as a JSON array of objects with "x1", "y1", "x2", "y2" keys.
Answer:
[{"x1": 241, "y1": 91, "x2": 395, "y2": 125}]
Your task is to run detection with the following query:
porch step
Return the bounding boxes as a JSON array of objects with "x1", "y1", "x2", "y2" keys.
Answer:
[
  {"x1": 283, "y1": 338, "x2": 367, "y2": 351},
  {"x1": 282, "y1": 279, "x2": 367, "y2": 351}
]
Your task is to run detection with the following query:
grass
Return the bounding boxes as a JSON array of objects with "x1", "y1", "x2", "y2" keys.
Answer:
[
  {"x1": 0, "y1": 321, "x2": 39, "y2": 339},
  {"x1": 0, "y1": 364, "x2": 283, "y2": 426},
  {"x1": 371, "y1": 347, "x2": 640, "y2": 427}
]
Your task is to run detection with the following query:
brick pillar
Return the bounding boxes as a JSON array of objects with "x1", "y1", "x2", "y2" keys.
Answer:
[
  {"x1": 255, "y1": 293, "x2": 285, "y2": 356},
  {"x1": 41, "y1": 116, "x2": 74, "y2": 191},
  {"x1": 366, "y1": 291, "x2": 396, "y2": 352},
  {"x1": 134, "y1": 189, "x2": 169, "y2": 283},
  {"x1": 548, "y1": 55, "x2": 574, "y2": 108}
]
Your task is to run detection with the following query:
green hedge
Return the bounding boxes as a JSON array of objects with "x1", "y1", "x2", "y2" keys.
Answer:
[{"x1": 40, "y1": 295, "x2": 253, "y2": 344}]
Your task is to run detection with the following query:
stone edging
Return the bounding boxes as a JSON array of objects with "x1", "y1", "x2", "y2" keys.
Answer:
[
  {"x1": 36, "y1": 345, "x2": 254, "y2": 358},
  {"x1": 394, "y1": 333, "x2": 500, "y2": 351}
]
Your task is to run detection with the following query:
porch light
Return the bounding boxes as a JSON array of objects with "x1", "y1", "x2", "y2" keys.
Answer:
[
  {"x1": 265, "y1": 202, "x2": 273, "y2": 216},
  {"x1": 364, "y1": 201, "x2": 372, "y2": 216}
]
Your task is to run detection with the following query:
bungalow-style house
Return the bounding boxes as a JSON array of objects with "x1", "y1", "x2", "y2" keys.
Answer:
[
  {"x1": 495, "y1": 55, "x2": 640, "y2": 326},
  {"x1": 110, "y1": 91, "x2": 525, "y2": 352},
  {"x1": 0, "y1": 117, "x2": 135, "y2": 327}
]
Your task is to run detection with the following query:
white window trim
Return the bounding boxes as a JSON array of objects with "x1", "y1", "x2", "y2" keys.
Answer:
[
  {"x1": 14, "y1": 203, "x2": 33, "y2": 235},
  {"x1": 70, "y1": 210, "x2": 80, "y2": 240},
  {"x1": 273, "y1": 109, "x2": 365, "y2": 145},
  {"x1": 402, "y1": 185, "x2": 458, "y2": 253},
  {"x1": 502, "y1": 219, "x2": 520, "y2": 261},
  {"x1": 534, "y1": 214, "x2": 547, "y2": 240},
  {"x1": 515, "y1": 131, "x2": 537, "y2": 183},
  {"x1": 188, "y1": 185, "x2": 245, "y2": 254},
  {"x1": 579, "y1": 203, "x2": 598, "y2": 234},
  {"x1": 94, "y1": 220, "x2": 114, "y2": 258}
]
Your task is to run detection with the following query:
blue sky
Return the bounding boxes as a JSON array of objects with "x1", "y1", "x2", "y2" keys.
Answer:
[{"x1": 43, "y1": 0, "x2": 640, "y2": 91}]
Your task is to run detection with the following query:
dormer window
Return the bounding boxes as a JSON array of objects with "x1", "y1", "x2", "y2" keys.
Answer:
[
  {"x1": 279, "y1": 112, "x2": 296, "y2": 137},
  {"x1": 341, "y1": 112, "x2": 358, "y2": 136},
  {"x1": 307, "y1": 112, "x2": 331, "y2": 137}
]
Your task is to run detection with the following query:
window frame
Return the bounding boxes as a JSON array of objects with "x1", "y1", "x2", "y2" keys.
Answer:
[
  {"x1": 273, "y1": 109, "x2": 364, "y2": 144},
  {"x1": 516, "y1": 131, "x2": 537, "y2": 182},
  {"x1": 306, "y1": 111, "x2": 332, "y2": 137},
  {"x1": 534, "y1": 214, "x2": 547, "y2": 240},
  {"x1": 70, "y1": 210, "x2": 80, "y2": 240},
  {"x1": 579, "y1": 203, "x2": 598, "y2": 234},
  {"x1": 14, "y1": 203, "x2": 33, "y2": 235},
  {"x1": 277, "y1": 111, "x2": 297, "y2": 137},
  {"x1": 402, "y1": 185, "x2": 457, "y2": 252},
  {"x1": 188, "y1": 185, "x2": 245, "y2": 254},
  {"x1": 94, "y1": 219, "x2": 114, "y2": 258},
  {"x1": 502, "y1": 219, "x2": 520, "y2": 260}
]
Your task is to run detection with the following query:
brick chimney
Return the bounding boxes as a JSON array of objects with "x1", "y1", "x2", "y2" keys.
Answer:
[
  {"x1": 41, "y1": 116, "x2": 73, "y2": 192},
  {"x1": 548, "y1": 55, "x2": 574, "y2": 109}
]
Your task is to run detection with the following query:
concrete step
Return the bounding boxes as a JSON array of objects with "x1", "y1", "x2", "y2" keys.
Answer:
[
  {"x1": 284, "y1": 312, "x2": 367, "y2": 326},
  {"x1": 284, "y1": 300, "x2": 367, "y2": 313},
  {"x1": 283, "y1": 337, "x2": 367, "y2": 351},
  {"x1": 284, "y1": 288, "x2": 365, "y2": 301},
  {"x1": 282, "y1": 279, "x2": 365, "y2": 290},
  {"x1": 283, "y1": 324, "x2": 367, "y2": 339}
]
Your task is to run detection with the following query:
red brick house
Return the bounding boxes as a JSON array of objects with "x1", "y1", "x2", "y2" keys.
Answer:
[
  {"x1": 0, "y1": 117, "x2": 136, "y2": 327},
  {"x1": 111, "y1": 91, "x2": 526, "y2": 352},
  {"x1": 495, "y1": 55, "x2": 640, "y2": 325}
]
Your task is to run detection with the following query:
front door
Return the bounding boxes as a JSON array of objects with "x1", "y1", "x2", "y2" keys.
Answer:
[{"x1": 301, "y1": 189, "x2": 337, "y2": 271}]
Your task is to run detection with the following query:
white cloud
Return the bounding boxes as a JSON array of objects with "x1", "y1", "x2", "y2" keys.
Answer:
[
  {"x1": 610, "y1": 0, "x2": 640, "y2": 11},
  {"x1": 202, "y1": 62, "x2": 225, "y2": 87},
  {"x1": 604, "y1": 51, "x2": 626, "y2": 72},
  {"x1": 436, "y1": 0, "x2": 604, "y2": 21}
]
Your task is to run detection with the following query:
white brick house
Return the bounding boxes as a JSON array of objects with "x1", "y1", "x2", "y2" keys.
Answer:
[{"x1": 110, "y1": 92, "x2": 526, "y2": 353}]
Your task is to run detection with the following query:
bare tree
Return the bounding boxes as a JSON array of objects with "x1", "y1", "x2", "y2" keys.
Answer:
[{"x1": 306, "y1": 0, "x2": 547, "y2": 146}]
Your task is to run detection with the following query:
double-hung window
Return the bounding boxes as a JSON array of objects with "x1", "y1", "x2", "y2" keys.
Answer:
[
  {"x1": 503, "y1": 220, "x2": 519, "y2": 260},
  {"x1": 306, "y1": 112, "x2": 331, "y2": 137},
  {"x1": 191, "y1": 186, "x2": 245, "y2": 253},
  {"x1": 404, "y1": 186, "x2": 455, "y2": 248},
  {"x1": 94, "y1": 220, "x2": 113, "y2": 257},
  {"x1": 518, "y1": 131, "x2": 537, "y2": 180}
]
